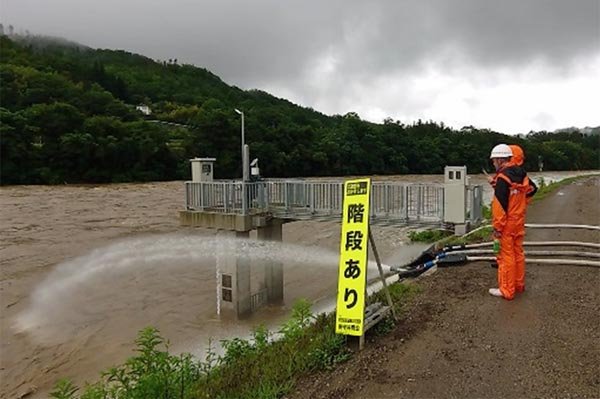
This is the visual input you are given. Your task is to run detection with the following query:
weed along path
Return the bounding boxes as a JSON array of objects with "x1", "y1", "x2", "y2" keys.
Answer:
[{"x1": 289, "y1": 175, "x2": 600, "y2": 399}]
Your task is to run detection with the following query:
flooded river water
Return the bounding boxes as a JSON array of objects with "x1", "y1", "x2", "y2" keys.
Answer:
[{"x1": 0, "y1": 171, "x2": 596, "y2": 398}]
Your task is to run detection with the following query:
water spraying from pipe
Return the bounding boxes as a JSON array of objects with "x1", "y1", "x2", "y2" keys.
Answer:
[{"x1": 14, "y1": 232, "x2": 397, "y2": 345}]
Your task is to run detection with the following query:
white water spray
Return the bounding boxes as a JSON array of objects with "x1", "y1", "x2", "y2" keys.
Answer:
[{"x1": 15, "y1": 232, "x2": 394, "y2": 344}]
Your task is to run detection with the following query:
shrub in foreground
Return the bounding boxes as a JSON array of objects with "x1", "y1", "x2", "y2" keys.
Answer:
[{"x1": 51, "y1": 286, "x2": 418, "y2": 399}]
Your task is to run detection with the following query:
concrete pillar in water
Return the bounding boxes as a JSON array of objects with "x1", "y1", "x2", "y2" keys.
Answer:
[
  {"x1": 235, "y1": 230, "x2": 251, "y2": 317},
  {"x1": 217, "y1": 230, "x2": 252, "y2": 318},
  {"x1": 257, "y1": 220, "x2": 284, "y2": 304}
]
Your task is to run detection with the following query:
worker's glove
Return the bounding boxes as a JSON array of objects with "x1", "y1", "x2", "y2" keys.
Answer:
[{"x1": 492, "y1": 229, "x2": 502, "y2": 239}]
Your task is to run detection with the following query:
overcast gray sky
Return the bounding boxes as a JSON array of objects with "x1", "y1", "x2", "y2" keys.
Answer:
[{"x1": 2, "y1": 0, "x2": 599, "y2": 134}]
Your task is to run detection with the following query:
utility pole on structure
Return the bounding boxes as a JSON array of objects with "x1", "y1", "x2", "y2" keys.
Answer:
[{"x1": 234, "y1": 109, "x2": 249, "y2": 182}]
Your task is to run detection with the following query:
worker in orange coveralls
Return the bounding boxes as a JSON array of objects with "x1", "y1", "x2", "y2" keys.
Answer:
[
  {"x1": 507, "y1": 144, "x2": 537, "y2": 293},
  {"x1": 488, "y1": 144, "x2": 537, "y2": 299}
]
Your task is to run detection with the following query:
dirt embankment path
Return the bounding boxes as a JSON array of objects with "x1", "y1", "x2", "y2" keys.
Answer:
[{"x1": 290, "y1": 176, "x2": 600, "y2": 399}]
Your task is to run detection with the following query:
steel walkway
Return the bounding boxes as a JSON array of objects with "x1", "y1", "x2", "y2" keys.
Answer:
[{"x1": 184, "y1": 179, "x2": 483, "y2": 226}]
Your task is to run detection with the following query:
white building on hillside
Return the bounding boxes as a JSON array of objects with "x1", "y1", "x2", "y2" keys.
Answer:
[{"x1": 136, "y1": 104, "x2": 152, "y2": 115}]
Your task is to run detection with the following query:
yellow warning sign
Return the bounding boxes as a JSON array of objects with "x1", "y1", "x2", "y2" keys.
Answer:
[{"x1": 335, "y1": 178, "x2": 370, "y2": 336}]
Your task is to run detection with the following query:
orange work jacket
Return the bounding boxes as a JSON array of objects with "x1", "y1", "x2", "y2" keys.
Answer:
[
  {"x1": 491, "y1": 165, "x2": 532, "y2": 234},
  {"x1": 490, "y1": 144, "x2": 538, "y2": 206}
]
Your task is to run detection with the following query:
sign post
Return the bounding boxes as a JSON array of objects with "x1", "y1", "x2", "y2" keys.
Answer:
[{"x1": 335, "y1": 178, "x2": 371, "y2": 336}]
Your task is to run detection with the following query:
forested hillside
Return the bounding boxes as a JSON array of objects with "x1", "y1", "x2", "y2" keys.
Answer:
[{"x1": 1, "y1": 35, "x2": 598, "y2": 184}]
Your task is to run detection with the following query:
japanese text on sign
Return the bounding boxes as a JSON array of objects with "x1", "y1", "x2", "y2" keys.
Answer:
[{"x1": 336, "y1": 178, "x2": 370, "y2": 336}]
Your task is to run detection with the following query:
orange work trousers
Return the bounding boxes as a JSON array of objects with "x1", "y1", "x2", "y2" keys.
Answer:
[
  {"x1": 496, "y1": 229, "x2": 525, "y2": 300},
  {"x1": 514, "y1": 231, "x2": 525, "y2": 293}
]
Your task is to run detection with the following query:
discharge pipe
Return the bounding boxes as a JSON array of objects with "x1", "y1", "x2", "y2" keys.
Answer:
[
  {"x1": 389, "y1": 223, "x2": 600, "y2": 278},
  {"x1": 444, "y1": 241, "x2": 600, "y2": 251},
  {"x1": 449, "y1": 249, "x2": 600, "y2": 258},
  {"x1": 465, "y1": 256, "x2": 600, "y2": 268},
  {"x1": 390, "y1": 252, "x2": 600, "y2": 278},
  {"x1": 461, "y1": 223, "x2": 600, "y2": 241},
  {"x1": 525, "y1": 223, "x2": 600, "y2": 231}
]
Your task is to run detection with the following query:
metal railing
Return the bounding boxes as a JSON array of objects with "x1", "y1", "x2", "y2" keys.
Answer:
[
  {"x1": 185, "y1": 180, "x2": 268, "y2": 214},
  {"x1": 467, "y1": 184, "x2": 484, "y2": 223},
  {"x1": 250, "y1": 289, "x2": 267, "y2": 311},
  {"x1": 185, "y1": 179, "x2": 483, "y2": 226}
]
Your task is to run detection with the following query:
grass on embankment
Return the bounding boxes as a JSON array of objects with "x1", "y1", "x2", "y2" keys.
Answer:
[{"x1": 51, "y1": 285, "x2": 419, "y2": 399}]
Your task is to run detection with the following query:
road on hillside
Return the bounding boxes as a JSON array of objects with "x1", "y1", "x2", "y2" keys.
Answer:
[{"x1": 290, "y1": 176, "x2": 599, "y2": 399}]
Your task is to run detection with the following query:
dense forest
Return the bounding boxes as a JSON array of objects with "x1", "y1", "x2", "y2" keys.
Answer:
[{"x1": 1, "y1": 34, "x2": 598, "y2": 185}]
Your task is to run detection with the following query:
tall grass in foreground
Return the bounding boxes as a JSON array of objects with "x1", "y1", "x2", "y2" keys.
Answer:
[{"x1": 51, "y1": 285, "x2": 418, "y2": 399}]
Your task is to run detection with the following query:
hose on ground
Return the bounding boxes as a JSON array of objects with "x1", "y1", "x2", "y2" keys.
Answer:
[
  {"x1": 460, "y1": 223, "x2": 600, "y2": 240},
  {"x1": 525, "y1": 223, "x2": 600, "y2": 231},
  {"x1": 391, "y1": 224, "x2": 600, "y2": 278},
  {"x1": 449, "y1": 250, "x2": 600, "y2": 259},
  {"x1": 445, "y1": 241, "x2": 600, "y2": 251},
  {"x1": 466, "y1": 256, "x2": 600, "y2": 268}
]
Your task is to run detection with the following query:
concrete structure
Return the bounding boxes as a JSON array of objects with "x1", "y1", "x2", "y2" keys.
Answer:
[
  {"x1": 180, "y1": 211, "x2": 253, "y2": 231},
  {"x1": 203, "y1": 218, "x2": 283, "y2": 319},
  {"x1": 257, "y1": 219, "x2": 284, "y2": 304},
  {"x1": 182, "y1": 155, "x2": 284, "y2": 318},
  {"x1": 216, "y1": 230, "x2": 252, "y2": 318},
  {"x1": 443, "y1": 166, "x2": 470, "y2": 234},
  {"x1": 186, "y1": 213, "x2": 284, "y2": 319},
  {"x1": 190, "y1": 157, "x2": 216, "y2": 183},
  {"x1": 182, "y1": 161, "x2": 483, "y2": 318}
]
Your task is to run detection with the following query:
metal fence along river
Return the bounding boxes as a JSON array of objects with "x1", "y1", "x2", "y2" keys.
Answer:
[{"x1": 184, "y1": 179, "x2": 483, "y2": 226}]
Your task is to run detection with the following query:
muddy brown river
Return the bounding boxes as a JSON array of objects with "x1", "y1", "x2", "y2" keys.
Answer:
[{"x1": 0, "y1": 171, "x2": 595, "y2": 398}]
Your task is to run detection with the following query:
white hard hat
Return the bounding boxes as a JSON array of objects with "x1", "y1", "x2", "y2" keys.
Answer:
[{"x1": 490, "y1": 144, "x2": 513, "y2": 159}]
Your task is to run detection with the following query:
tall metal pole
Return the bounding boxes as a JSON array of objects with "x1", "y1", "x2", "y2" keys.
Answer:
[
  {"x1": 241, "y1": 112, "x2": 248, "y2": 182},
  {"x1": 235, "y1": 109, "x2": 248, "y2": 182}
]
